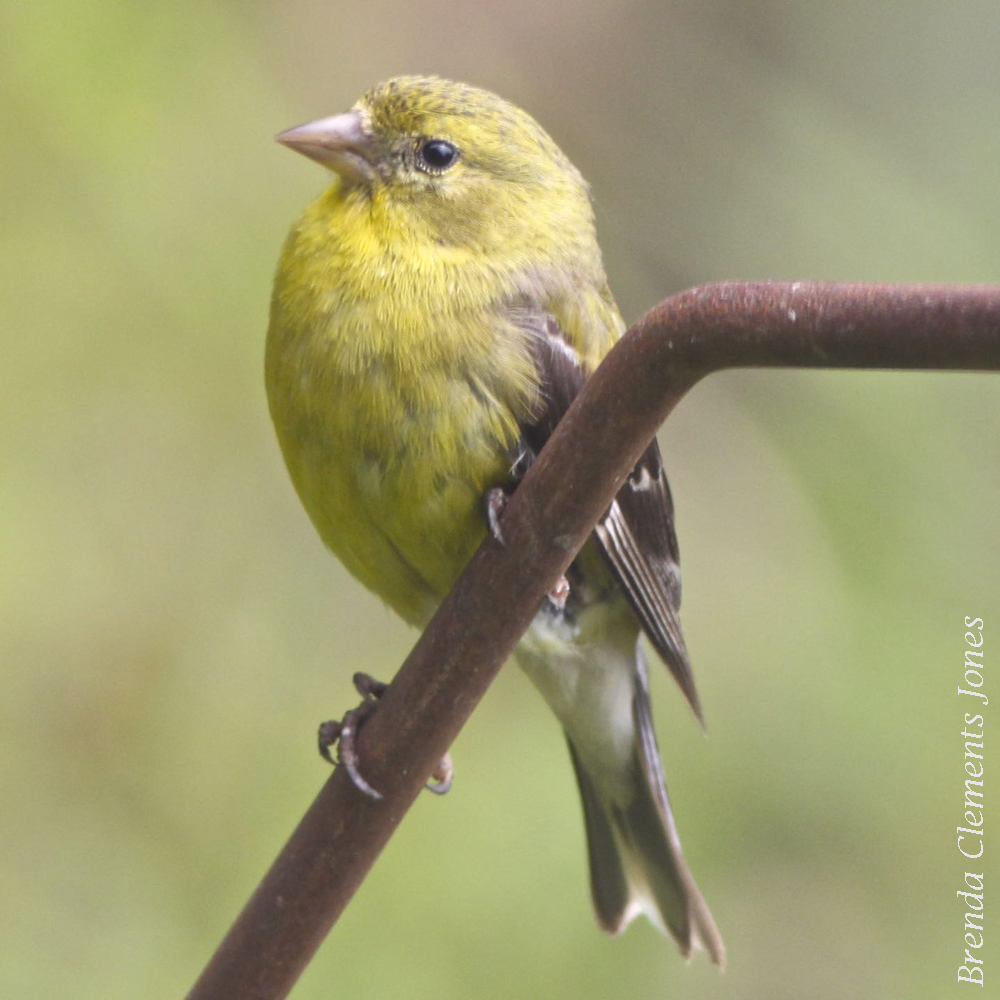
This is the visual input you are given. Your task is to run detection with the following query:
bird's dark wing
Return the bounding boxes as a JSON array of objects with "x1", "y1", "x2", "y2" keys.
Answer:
[{"x1": 512, "y1": 311, "x2": 703, "y2": 722}]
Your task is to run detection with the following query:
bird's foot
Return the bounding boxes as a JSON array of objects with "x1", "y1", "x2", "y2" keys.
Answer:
[
  {"x1": 486, "y1": 486, "x2": 569, "y2": 610},
  {"x1": 318, "y1": 672, "x2": 454, "y2": 799},
  {"x1": 547, "y1": 575, "x2": 570, "y2": 611},
  {"x1": 484, "y1": 487, "x2": 510, "y2": 545},
  {"x1": 427, "y1": 750, "x2": 454, "y2": 795},
  {"x1": 318, "y1": 672, "x2": 385, "y2": 799}
]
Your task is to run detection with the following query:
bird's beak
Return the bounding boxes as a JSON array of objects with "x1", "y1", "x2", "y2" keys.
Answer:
[{"x1": 275, "y1": 110, "x2": 377, "y2": 183}]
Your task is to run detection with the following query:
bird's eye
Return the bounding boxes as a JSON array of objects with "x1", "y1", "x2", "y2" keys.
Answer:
[{"x1": 417, "y1": 139, "x2": 459, "y2": 173}]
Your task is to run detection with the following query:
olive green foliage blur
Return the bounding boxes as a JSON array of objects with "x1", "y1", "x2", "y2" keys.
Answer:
[{"x1": 1, "y1": 2, "x2": 997, "y2": 999}]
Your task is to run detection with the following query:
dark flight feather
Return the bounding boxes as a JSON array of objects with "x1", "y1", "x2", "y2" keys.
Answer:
[{"x1": 512, "y1": 310, "x2": 703, "y2": 722}]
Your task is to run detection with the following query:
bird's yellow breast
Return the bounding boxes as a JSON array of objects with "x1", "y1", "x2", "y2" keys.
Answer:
[{"x1": 266, "y1": 184, "x2": 544, "y2": 624}]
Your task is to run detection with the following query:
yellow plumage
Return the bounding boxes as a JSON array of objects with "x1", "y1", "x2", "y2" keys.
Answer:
[
  {"x1": 266, "y1": 76, "x2": 723, "y2": 963},
  {"x1": 267, "y1": 77, "x2": 620, "y2": 622}
]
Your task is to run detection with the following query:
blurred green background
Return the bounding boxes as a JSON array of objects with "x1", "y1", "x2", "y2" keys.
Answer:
[{"x1": 2, "y1": 1, "x2": 997, "y2": 997}]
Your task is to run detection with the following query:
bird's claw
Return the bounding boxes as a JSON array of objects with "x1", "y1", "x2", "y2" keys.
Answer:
[
  {"x1": 318, "y1": 672, "x2": 454, "y2": 798},
  {"x1": 318, "y1": 672, "x2": 387, "y2": 799},
  {"x1": 547, "y1": 574, "x2": 570, "y2": 611},
  {"x1": 427, "y1": 752, "x2": 454, "y2": 795},
  {"x1": 485, "y1": 487, "x2": 509, "y2": 545}
]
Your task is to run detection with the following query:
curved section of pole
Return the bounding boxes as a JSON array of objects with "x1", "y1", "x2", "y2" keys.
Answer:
[{"x1": 188, "y1": 282, "x2": 1000, "y2": 1000}]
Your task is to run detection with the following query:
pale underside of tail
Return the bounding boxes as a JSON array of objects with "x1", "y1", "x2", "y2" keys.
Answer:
[{"x1": 518, "y1": 617, "x2": 725, "y2": 966}]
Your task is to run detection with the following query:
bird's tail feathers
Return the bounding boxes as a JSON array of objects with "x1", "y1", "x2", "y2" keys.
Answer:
[{"x1": 566, "y1": 647, "x2": 725, "y2": 965}]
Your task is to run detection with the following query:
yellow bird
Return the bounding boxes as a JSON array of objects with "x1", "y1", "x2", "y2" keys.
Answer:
[{"x1": 266, "y1": 76, "x2": 723, "y2": 963}]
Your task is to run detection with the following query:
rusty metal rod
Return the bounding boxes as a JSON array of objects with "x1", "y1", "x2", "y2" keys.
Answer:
[{"x1": 187, "y1": 281, "x2": 1000, "y2": 1000}]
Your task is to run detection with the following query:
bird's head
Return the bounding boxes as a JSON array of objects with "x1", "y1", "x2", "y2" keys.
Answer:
[{"x1": 276, "y1": 76, "x2": 597, "y2": 263}]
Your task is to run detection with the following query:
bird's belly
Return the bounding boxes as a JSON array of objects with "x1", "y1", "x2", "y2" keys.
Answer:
[
  {"x1": 517, "y1": 604, "x2": 640, "y2": 793},
  {"x1": 279, "y1": 364, "x2": 515, "y2": 627}
]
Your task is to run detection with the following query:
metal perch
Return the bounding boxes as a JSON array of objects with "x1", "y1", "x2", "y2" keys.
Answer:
[{"x1": 188, "y1": 281, "x2": 1000, "y2": 1000}]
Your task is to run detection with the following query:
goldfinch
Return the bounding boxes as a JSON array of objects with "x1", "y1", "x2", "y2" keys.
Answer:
[{"x1": 266, "y1": 76, "x2": 723, "y2": 963}]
